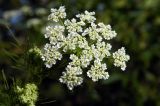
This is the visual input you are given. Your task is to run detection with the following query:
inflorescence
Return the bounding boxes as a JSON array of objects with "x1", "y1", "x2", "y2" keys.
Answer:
[
  {"x1": 16, "y1": 83, "x2": 38, "y2": 106},
  {"x1": 41, "y1": 6, "x2": 130, "y2": 90}
]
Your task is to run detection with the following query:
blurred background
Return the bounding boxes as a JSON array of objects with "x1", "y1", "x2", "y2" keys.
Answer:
[{"x1": 0, "y1": 0, "x2": 160, "y2": 106}]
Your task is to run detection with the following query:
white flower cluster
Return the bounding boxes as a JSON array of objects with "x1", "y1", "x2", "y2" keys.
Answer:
[
  {"x1": 113, "y1": 47, "x2": 130, "y2": 71},
  {"x1": 41, "y1": 6, "x2": 130, "y2": 90},
  {"x1": 64, "y1": 19, "x2": 85, "y2": 32},
  {"x1": 98, "y1": 23, "x2": 117, "y2": 40},
  {"x1": 48, "y1": 6, "x2": 66, "y2": 22},
  {"x1": 41, "y1": 44, "x2": 62, "y2": 68},
  {"x1": 76, "y1": 11, "x2": 96, "y2": 23},
  {"x1": 87, "y1": 59, "x2": 109, "y2": 82},
  {"x1": 59, "y1": 65, "x2": 83, "y2": 90},
  {"x1": 45, "y1": 25, "x2": 65, "y2": 46}
]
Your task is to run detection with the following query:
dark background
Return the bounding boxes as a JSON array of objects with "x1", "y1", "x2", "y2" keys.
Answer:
[{"x1": 0, "y1": 0, "x2": 160, "y2": 106}]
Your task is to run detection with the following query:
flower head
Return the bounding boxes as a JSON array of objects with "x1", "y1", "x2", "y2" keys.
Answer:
[
  {"x1": 64, "y1": 18, "x2": 85, "y2": 33},
  {"x1": 113, "y1": 47, "x2": 130, "y2": 70},
  {"x1": 45, "y1": 25, "x2": 65, "y2": 46},
  {"x1": 41, "y1": 44, "x2": 62, "y2": 68},
  {"x1": 98, "y1": 23, "x2": 117, "y2": 40},
  {"x1": 40, "y1": 6, "x2": 130, "y2": 90},
  {"x1": 76, "y1": 11, "x2": 96, "y2": 23},
  {"x1": 87, "y1": 59, "x2": 109, "y2": 81},
  {"x1": 82, "y1": 23, "x2": 102, "y2": 41},
  {"x1": 59, "y1": 65, "x2": 83, "y2": 90},
  {"x1": 16, "y1": 83, "x2": 38, "y2": 106},
  {"x1": 48, "y1": 6, "x2": 66, "y2": 22}
]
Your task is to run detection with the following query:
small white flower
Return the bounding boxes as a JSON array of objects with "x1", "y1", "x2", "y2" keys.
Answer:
[
  {"x1": 69, "y1": 54, "x2": 81, "y2": 66},
  {"x1": 95, "y1": 41, "x2": 112, "y2": 60},
  {"x1": 80, "y1": 49, "x2": 93, "y2": 68},
  {"x1": 59, "y1": 65, "x2": 83, "y2": 90},
  {"x1": 62, "y1": 32, "x2": 89, "y2": 52},
  {"x1": 41, "y1": 44, "x2": 62, "y2": 68},
  {"x1": 113, "y1": 47, "x2": 130, "y2": 70},
  {"x1": 82, "y1": 23, "x2": 102, "y2": 41},
  {"x1": 87, "y1": 59, "x2": 109, "y2": 81},
  {"x1": 98, "y1": 23, "x2": 117, "y2": 40},
  {"x1": 76, "y1": 11, "x2": 96, "y2": 23},
  {"x1": 64, "y1": 18, "x2": 85, "y2": 33},
  {"x1": 62, "y1": 33, "x2": 78, "y2": 52},
  {"x1": 48, "y1": 6, "x2": 66, "y2": 22},
  {"x1": 76, "y1": 35, "x2": 89, "y2": 49},
  {"x1": 45, "y1": 25, "x2": 65, "y2": 47}
]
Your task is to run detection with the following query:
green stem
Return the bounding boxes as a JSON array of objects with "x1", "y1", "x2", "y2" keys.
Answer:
[
  {"x1": 5, "y1": 25, "x2": 21, "y2": 47},
  {"x1": 2, "y1": 69, "x2": 9, "y2": 90}
]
